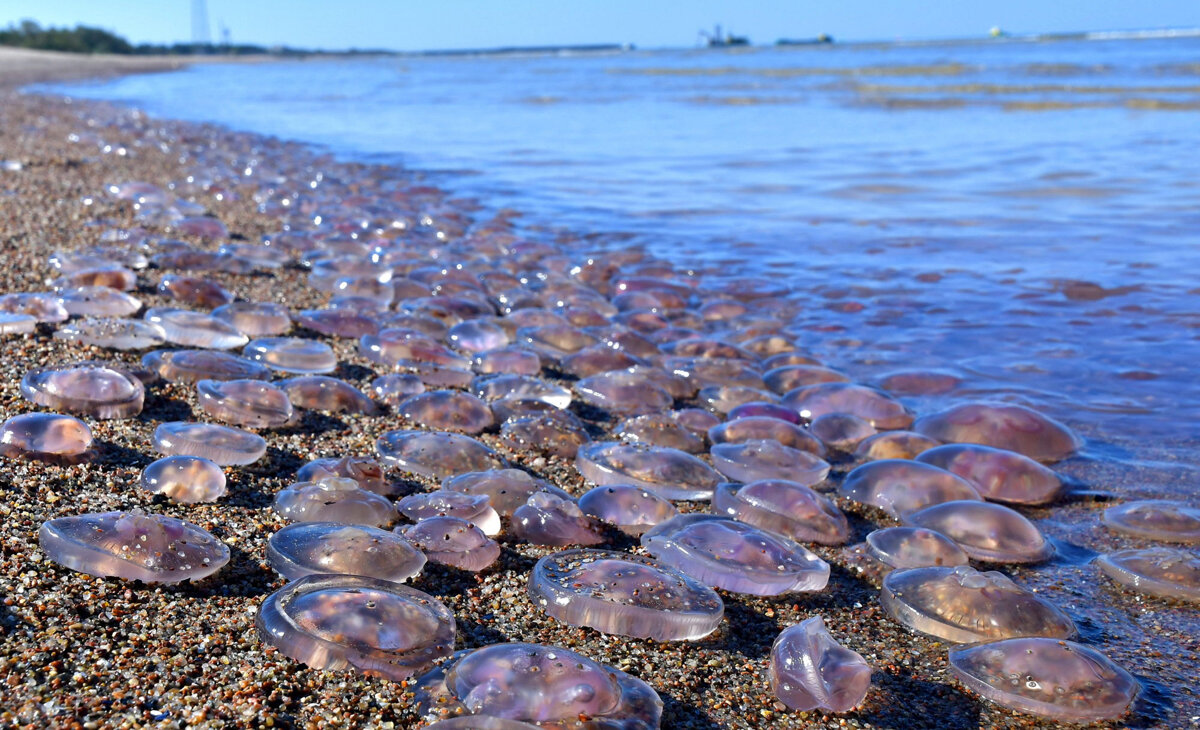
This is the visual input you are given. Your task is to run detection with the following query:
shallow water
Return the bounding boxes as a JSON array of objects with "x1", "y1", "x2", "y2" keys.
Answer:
[{"x1": 44, "y1": 36, "x2": 1200, "y2": 500}]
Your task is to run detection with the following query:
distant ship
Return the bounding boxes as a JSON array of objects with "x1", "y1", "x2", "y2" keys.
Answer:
[
  {"x1": 700, "y1": 24, "x2": 750, "y2": 48},
  {"x1": 776, "y1": 33, "x2": 834, "y2": 46}
]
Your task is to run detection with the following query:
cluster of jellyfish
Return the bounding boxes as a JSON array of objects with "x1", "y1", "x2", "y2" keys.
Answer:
[{"x1": 3, "y1": 155, "x2": 1198, "y2": 727}]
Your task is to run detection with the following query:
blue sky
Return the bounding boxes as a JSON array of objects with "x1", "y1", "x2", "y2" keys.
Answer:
[{"x1": 2, "y1": 0, "x2": 1197, "y2": 50}]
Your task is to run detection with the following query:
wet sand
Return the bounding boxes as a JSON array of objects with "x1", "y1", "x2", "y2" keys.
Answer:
[{"x1": 0, "y1": 55, "x2": 1196, "y2": 730}]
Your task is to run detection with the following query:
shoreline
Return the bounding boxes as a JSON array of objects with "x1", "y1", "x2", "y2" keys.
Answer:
[{"x1": 0, "y1": 57, "x2": 1196, "y2": 730}]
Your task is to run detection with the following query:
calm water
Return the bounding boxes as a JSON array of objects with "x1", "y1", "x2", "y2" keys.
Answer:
[{"x1": 46, "y1": 37, "x2": 1200, "y2": 496}]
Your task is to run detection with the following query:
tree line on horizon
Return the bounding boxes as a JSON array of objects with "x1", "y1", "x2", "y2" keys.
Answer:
[{"x1": 0, "y1": 19, "x2": 386, "y2": 57}]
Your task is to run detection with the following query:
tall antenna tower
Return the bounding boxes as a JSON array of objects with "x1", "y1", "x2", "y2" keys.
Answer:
[{"x1": 191, "y1": 0, "x2": 211, "y2": 48}]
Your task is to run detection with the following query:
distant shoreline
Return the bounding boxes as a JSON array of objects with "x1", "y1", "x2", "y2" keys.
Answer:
[{"x1": 0, "y1": 46, "x2": 275, "y2": 91}]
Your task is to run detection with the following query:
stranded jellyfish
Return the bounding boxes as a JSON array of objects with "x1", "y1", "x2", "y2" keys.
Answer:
[
  {"x1": 243, "y1": 337, "x2": 337, "y2": 374},
  {"x1": 809, "y1": 413, "x2": 876, "y2": 452},
  {"x1": 948, "y1": 638, "x2": 1138, "y2": 723},
  {"x1": 764, "y1": 365, "x2": 850, "y2": 394},
  {"x1": 575, "y1": 441, "x2": 721, "y2": 501},
  {"x1": 0, "y1": 312, "x2": 36, "y2": 335},
  {"x1": 152, "y1": 421, "x2": 267, "y2": 466},
  {"x1": 279, "y1": 376, "x2": 379, "y2": 415},
  {"x1": 412, "y1": 643, "x2": 662, "y2": 729},
  {"x1": 528, "y1": 549, "x2": 724, "y2": 641},
  {"x1": 0, "y1": 412, "x2": 93, "y2": 462},
  {"x1": 143, "y1": 307, "x2": 248, "y2": 349},
  {"x1": 399, "y1": 390, "x2": 494, "y2": 434},
  {"x1": 396, "y1": 490, "x2": 502, "y2": 536},
  {"x1": 783, "y1": 383, "x2": 913, "y2": 429},
  {"x1": 54, "y1": 318, "x2": 166, "y2": 350},
  {"x1": 370, "y1": 373, "x2": 426, "y2": 406},
  {"x1": 296, "y1": 308, "x2": 379, "y2": 338},
  {"x1": 20, "y1": 363, "x2": 144, "y2": 419},
  {"x1": 578, "y1": 485, "x2": 679, "y2": 536},
  {"x1": 158, "y1": 275, "x2": 233, "y2": 309},
  {"x1": 501, "y1": 411, "x2": 592, "y2": 459},
  {"x1": 1101, "y1": 501, "x2": 1200, "y2": 544},
  {"x1": 904, "y1": 500, "x2": 1053, "y2": 564},
  {"x1": 916, "y1": 444, "x2": 1064, "y2": 505},
  {"x1": 296, "y1": 456, "x2": 391, "y2": 496},
  {"x1": 865, "y1": 527, "x2": 968, "y2": 570},
  {"x1": 852, "y1": 431, "x2": 941, "y2": 462},
  {"x1": 256, "y1": 574, "x2": 454, "y2": 681},
  {"x1": 140, "y1": 455, "x2": 226, "y2": 503},
  {"x1": 57, "y1": 286, "x2": 142, "y2": 317},
  {"x1": 396, "y1": 516, "x2": 501, "y2": 571},
  {"x1": 615, "y1": 413, "x2": 705, "y2": 454},
  {"x1": 769, "y1": 616, "x2": 871, "y2": 713},
  {"x1": 880, "y1": 565, "x2": 1075, "y2": 643},
  {"x1": 39, "y1": 510, "x2": 229, "y2": 583},
  {"x1": 266, "y1": 522, "x2": 426, "y2": 582},
  {"x1": 876, "y1": 369, "x2": 961, "y2": 396},
  {"x1": 211, "y1": 301, "x2": 292, "y2": 336},
  {"x1": 913, "y1": 402, "x2": 1082, "y2": 463},
  {"x1": 274, "y1": 477, "x2": 397, "y2": 527},
  {"x1": 142, "y1": 349, "x2": 271, "y2": 384},
  {"x1": 707, "y1": 416, "x2": 825, "y2": 456},
  {"x1": 377, "y1": 430, "x2": 508, "y2": 480},
  {"x1": 712, "y1": 480, "x2": 849, "y2": 545},
  {"x1": 197, "y1": 378, "x2": 294, "y2": 428},
  {"x1": 442, "y1": 469, "x2": 568, "y2": 517},
  {"x1": 710, "y1": 439, "x2": 831, "y2": 486},
  {"x1": 512, "y1": 492, "x2": 606, "y2": 547},
  {"x1": 642, "y1": 514, "x2": 829, "y2": 596},
  {"x1": 726, "y1": 401, "x2": 800, "y2": 424},
  {"x1": 472, "y1": 346, "x2": 542, "y2": 375},
  {"x1": 1096, "y1": 547, "x2": 1200, "y2": 602},
  {"x1": 838, "y1": 460, "x2": 981, "y2": 518},
  {"x1": 575, "y1": 370, "x2": 674, "y2": 416}
]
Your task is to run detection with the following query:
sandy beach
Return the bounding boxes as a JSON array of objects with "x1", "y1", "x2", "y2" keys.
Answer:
[{"x1": 0, "y1": 49, "x2": 1196, "y2": 729}]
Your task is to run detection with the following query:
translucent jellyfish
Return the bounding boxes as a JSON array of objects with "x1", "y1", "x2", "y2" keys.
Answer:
[
  {"x1": 1096, "y1": 547, "x2": 1200, "y2": 602},
  {"x1": 377, "y1": 430, "x2": 508, "y2": 480},
  {"x1": 711, "y1": 480, "x2": 849, "y2": 545},
  {"x1": 577, "y1": 485, "x2": 679, "y2": 536},
  {"x1": 0, "y1": 292, "x2": 69, "y2": 323},
  {"x1": 152, "y1": 421, "x2": 267, "y2": 466},
  {"x1": 810, "y1": 413, "x2": 876, "y2": 452},
  {"x1": 623, "y1": 364, "x2": 696, "y2": 399},
  {"x1": 397, "y1": 516, "x2": 501, "y2": 571},
  {"x1": 518, "y1": 324, "x2": 598, "y2": 358},
  {"x1": 296, "y1": 455, "x2": 392, "y2": 496},
  {"x1": 266, "y1": 522, "x2": 426, "y2": 582},
  {"x1": 256, "y1": 574, "x2": 455, "y2": 681},
  {"x1": 500, "y1": 412, "x2": 591, "y2": 460},
  {"x1": 615, "y1": 413, "x2": 705, "y2": 454},
  {"x1": 279, "y1": 376, "x2": 378, "y2": 416},
  {"x1": 39, "y1": 510, "x2": 229, "y2": 582},
  {"x1": 20, "y1": 363, "x2": 144, "y2": 419},
  {"x1": 448, "y1": 318, "x2": 511, "y2": 353},
  {"x1": 642, "y1": 514, "x2": 830, "y2": 595},
  {"x1": 576, "y1": 441, "x2": 721, "y2": 501},
  {"x1": 54, "y1": 318, "x2": 166, "y2": 350},
  {"x1": 529, "y1": 549, "x2": 723, "y2": 640},
  {"x1": 472, "y1": 374, "x2": 572, "y2": 410},
  {"x1": 399, "y1": 390, "x2": 494, "y2": 434},
  {"x1": 783, "y1": 383, "x2": 913, "y2": 430},
  {"x1": 143, "y1": 307, "x2": 247, "y2": 349},
  {"x1": 913, "y1": 402, "x2": 1082, "y2": 463},
  {"x1": 1101, "y1": 501, "x2": 1200, "y2": 544},
  {"x1": 0, "y1": 312, "x2": 36, "y2": 335},
  {"x1": 173, "y1": 216, "x2": 228, "y2": 240},
  {"x1": 370, "y1": 373, "x2": 426, "y2": 406},
  {"x1": 865, "y1": 527, "x2": 969, "y2": 569},
  {"x1": 211, "y1": 301, "x2": 292, "y2": 336},
  {"x1": 197, "y1": 378, "x2": 295, "y2": 428},
  {"x1": 142, "y1": 349, "x2": 272, "y2": 384},
  {"x1": 853, "y1": 431, "x2": 941, "y2": 462},
  {"x1": 770, "y1": 616, "x2": 871, "y2": 713},
  {"x1": 674, "y1": 407, "x2": 721, "y2": 435},
  {"x1": 512, "y1": 492, "x2": 606, "y2": 546},
  {"x1": 158, "y1": 275, "x2": 233, "y2": 309},
  {"x1": 360, "y1": 328, "x2": 471, "y2": 369},
  {"x1": 472, "y1": 346, "x2": 543, "y2": 375},
  {"x1": 0, "y1": 413, "x2": 93, "y2": 462},
  {"x1": 917, "y1": 444, "x2": 1064, "y2": 506},
  {"x1": 838, "y1": 460, "x2": 982, "y2": 518},
  {"x1": 698, "y1": 386, "x2": 780, "y2": 416},
  {"x1": 424, "y1": 719, "x2": 540, "y2": 730},
  {"x1": 559, "y1": 344, "x2": 643, "y2": 378},
  {"x1": 442, "y1": 469, "x2": 569, "y2": 517},
  {"x1": 948, "y1": 638, "x2": 1138, "y2": 723},
  {"x1": 575, "y1": 370, "x2": 673, "y2": 416},
  {"x1": 295, "y1": 308, "x2": 377, "y2": 338},
  {"x1": 56, "y1": 286, "x2": 142, "y2": 317},
  {"x1": 243, "y1": 337, "x2": 337, "y2": 374},
  {"x1": 880, "y1": 565, "x2": 1076, "y2": 642},
  {"x1": 764, "y1": 365, "x2": 850, "y2": 394},
  {"x1": 274, "y1": 477, "x2": 397, "y2": 527},
  {"x1": 905, "y1": 500, "x2": 1053, "y2": 563},
  {"x1": 396, "y1": 490, "x2": 502, "y2": 536},
  {"x1": 398, "y1": 361, "x2": 475, "y2": 388},
  {"x1": 877, "y1": 369, "x2": 962, "y2": 396},
  {"x1": 710, "y1": 439, "x2": 831, "y2": 486},
  {"x1": 707, "y1": 416, "x2": 825, "y2": 456},
  {"x1": 412, "y1": 643, "x2": 662, "y2": 729},
  {"x1": 140, "y1": 455, "x2": 226, "y2": 503}
]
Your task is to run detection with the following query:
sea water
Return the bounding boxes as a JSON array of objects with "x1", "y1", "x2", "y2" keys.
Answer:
[{"x1": 45, "y1": 36, "x2": 1200, "y2": 500}]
